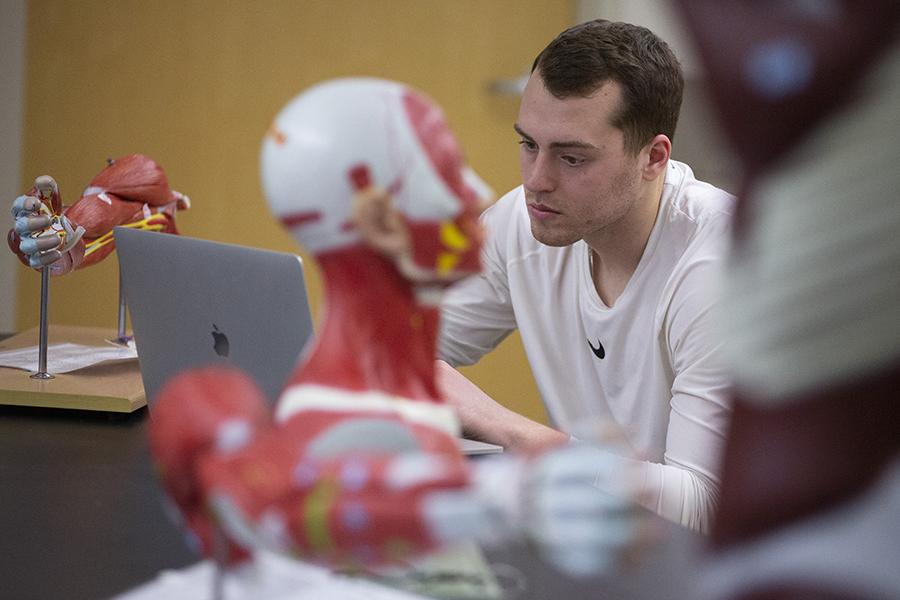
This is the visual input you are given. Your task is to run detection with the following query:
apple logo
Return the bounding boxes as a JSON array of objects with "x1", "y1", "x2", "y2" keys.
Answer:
[{"x1": 211, "y1": 324, "x2": 230, "y2": 358}]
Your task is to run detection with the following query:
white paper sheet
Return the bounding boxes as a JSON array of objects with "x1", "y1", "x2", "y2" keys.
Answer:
[{"x1": 0, "y1": 341, "x2": 138, "y2": 374}]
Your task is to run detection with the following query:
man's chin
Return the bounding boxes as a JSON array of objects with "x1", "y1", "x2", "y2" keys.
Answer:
[{"x1": 529, "y1": 221, "x2": 578, "y2": 247}]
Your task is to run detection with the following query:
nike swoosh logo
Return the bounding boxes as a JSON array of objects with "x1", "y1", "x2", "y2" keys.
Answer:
[{"x1": 588, "y1": 338, "x2": 605, "y2": 359}]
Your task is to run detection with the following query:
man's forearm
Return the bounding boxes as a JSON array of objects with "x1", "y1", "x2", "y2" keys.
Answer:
[
  {"x1": 467, "y1": 400, "x2": 568, "y2": 452},
  {"x1": 436, "y1": 360, "x2": 568, "y2": 453},
  {"x1": 630, "y1": 458, "x2": 720, "y2": 533},
  {"x1": 493, "y1": 406, "x2": 569, "y2": 453}
]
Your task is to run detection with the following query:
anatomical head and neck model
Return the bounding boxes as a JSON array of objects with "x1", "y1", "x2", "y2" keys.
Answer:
[
  {"x1": 146, "y1": 79, "x2": 639, "y2": 591},
  {"x1": 264, "y1": 78, "x2": 487, "y2": 426}
]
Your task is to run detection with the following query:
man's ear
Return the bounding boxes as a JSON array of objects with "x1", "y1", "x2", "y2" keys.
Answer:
[
  {"x1": 642, "y1": 134, "x2": 671, "y2": 181},
  {"x1": 351, "y1": 188, "x2": 410, "y2": 259}
]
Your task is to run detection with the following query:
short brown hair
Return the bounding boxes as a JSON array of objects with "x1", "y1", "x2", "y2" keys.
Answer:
[{"x1": 532, "y1": 19, "x2": 684, "y2": 155}]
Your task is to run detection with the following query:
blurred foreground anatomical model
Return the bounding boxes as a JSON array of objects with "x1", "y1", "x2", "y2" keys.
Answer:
[
  {"x1": 676, "y1": 2, "x2": 900, "y2": 599},
  {"x1": 147, "y1": 78, "x2": 645, "y2": 587}
]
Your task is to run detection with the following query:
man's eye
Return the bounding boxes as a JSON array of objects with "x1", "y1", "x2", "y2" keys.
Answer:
[
  {"x1": 518, "y1": 139, "x2": 537, "y2": 152},
  {"x1": 561, "y1": 155, "x2": 584, "y2": 166}
]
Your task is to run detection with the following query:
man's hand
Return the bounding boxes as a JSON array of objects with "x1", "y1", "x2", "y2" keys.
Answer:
[{"x1": 436, "y1": 359, "x2": 567, "y2": 452}]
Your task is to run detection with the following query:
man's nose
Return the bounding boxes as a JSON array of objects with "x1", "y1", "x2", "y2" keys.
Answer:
[{"x1": 523, "y1": 153, "x2": 555, "y2": 193}]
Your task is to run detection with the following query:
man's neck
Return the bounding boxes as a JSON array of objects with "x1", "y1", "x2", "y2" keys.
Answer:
[{"x1": 587, "y1": 175, "x2": 665, "y2": 307}]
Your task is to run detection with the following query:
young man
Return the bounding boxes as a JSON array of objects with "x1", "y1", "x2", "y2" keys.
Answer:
[{"x1": 438, "y1": 20, "x2": 735, "y2": 533}]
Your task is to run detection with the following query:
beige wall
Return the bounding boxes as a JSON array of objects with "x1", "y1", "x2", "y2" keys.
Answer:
[
  {"x1": 15, "y1": 0, "x2": 574, "y2": 423},
  {"x1": 0, "y1": 0, "x2": 27, "y2": 334}
]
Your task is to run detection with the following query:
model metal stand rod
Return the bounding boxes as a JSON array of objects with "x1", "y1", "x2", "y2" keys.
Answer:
[
  {"x1": 31, "y1": 266, "x2": 54, "y2": 380},
  {"x1": 116, "y1": 266, "x2": 128, "y2": 344}
]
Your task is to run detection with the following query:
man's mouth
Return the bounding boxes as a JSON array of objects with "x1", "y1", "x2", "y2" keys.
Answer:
[{"x1": 527, "y1": 202, "x2": 561, "y2": 220}]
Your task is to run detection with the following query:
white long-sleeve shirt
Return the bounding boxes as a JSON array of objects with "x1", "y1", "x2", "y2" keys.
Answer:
[{"x1": 439, "y1": 160, "x2": 735, "y2": 532}]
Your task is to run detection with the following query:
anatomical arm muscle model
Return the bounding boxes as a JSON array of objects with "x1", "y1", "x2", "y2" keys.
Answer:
[{"x1": 8, "y1": 154, "x2": 189, "y2": 275}]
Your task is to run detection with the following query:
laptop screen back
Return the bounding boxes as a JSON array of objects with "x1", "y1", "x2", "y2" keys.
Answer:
[{"x1": 114, "y1": 227, "x2": 314, "y2": 406}]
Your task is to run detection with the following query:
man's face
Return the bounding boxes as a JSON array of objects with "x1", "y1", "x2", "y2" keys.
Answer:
[{"x1": 516, "y1": 75, "x2": 645, "y2": 247}]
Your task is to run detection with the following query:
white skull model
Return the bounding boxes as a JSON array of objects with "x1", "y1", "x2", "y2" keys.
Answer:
[{"x1": 260, "y1": 78, "x2": 491, "y2": 283}]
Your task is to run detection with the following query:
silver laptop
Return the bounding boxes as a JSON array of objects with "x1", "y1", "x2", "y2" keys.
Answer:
[{"x1": 115, "y1": 227, "x2": 314, "y2": 406}]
